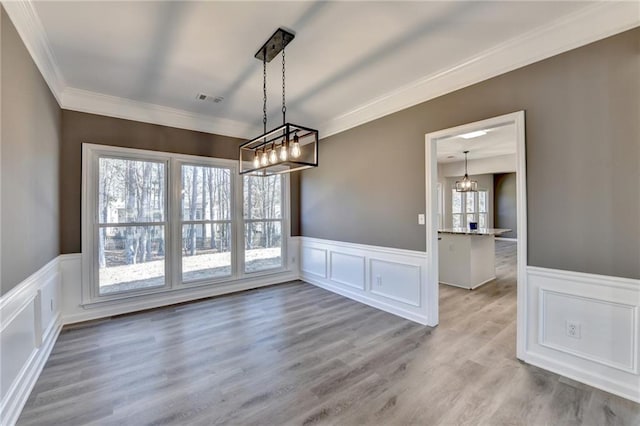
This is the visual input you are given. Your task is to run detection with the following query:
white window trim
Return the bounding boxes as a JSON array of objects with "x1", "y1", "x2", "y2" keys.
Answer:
[
  {"x1": 451, "y1": 188, "x2": 488, "y2": 228},
  {"x1": 81, "y1": 143, "x2": 291, "y2": 307}
]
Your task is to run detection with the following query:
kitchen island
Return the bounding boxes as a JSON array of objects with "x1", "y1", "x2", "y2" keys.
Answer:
[{"x1": 438, "y1": 228, "x2": 511, "y2": 290}]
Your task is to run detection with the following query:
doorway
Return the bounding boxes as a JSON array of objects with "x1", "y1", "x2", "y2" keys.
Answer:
[{"x1": 424, "y1": 111, "x2": 527, "y2": 360}]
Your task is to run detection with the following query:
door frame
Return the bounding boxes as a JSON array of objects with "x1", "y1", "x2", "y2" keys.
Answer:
[{"x1": 424, "y1": 111, "x2": 527, "y2": 360}]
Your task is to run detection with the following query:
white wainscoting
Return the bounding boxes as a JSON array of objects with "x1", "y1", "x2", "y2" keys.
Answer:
[
  {"x1": 0, "y1": 258, "x2": 63, "y2": 426},
  {"x1": 299, "y1": 237, "x2": 430, "y2": 325},
  {"x1": 524, "y1": 266, "x2": 640, "y2": 403}
]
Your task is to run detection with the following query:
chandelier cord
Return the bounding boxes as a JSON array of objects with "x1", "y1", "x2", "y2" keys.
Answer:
[
  {"x1": 464, "y1": 150, "x2": 469, "y2": 175},
  {"x1": 263, "y1": 52, "x2": 267, "y2": 136},
  {"x1": 282, "y1": 39, "x2": 286, "y2": 125}
]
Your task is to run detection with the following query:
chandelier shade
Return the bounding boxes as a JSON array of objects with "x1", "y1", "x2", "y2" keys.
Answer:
[
  {"x1": 239, "y1": 28, "x2": 319, "y2": 176},
  {"x1": 239, "y1": 123, "x2": 319, "y2": 175},
  {"x1": 455, "y1": 150, "x2": 478, "y2": 192}
]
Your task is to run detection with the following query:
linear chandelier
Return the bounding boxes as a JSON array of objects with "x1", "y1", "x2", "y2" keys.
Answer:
[
  {"x1": 455, "y1": 150, "x2": 478, "y2": 192},
  {"x1": 239, "y1": 28, "x2": 319, "y2": 175}
]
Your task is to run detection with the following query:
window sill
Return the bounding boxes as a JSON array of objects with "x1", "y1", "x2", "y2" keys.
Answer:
[{"x1": 80, "y1": 269, "x2": 298, "y2": 311}]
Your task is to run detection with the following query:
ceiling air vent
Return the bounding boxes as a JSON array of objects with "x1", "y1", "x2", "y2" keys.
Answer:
[{"x1": 196, "y1": 93, "x2": 224, "y2": 103}]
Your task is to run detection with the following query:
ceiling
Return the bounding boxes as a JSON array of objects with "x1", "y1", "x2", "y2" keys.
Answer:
[
  {"x1": 437, "y1": 123, "x2": 515, "y2": 163},
  {"x1": 8, "y1": 1, "x2": 639, "y2": 138}
]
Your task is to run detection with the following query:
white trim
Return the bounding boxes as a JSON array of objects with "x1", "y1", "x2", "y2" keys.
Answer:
[
  {"x1": 321, "y1": 2, "x2": 640, "y2": 137},
  {"x1": 299, "y1": 237, "x2": 429, "y2": 325},
  {"x1": 525, "y1": 351, "x2": 639, "y2": 404},
  {"x1": 538, "y1": 288, "x2": 637, "y2": 374},
  {"x1": 0, "y1": 258, "x2": 62, "y2": 426},
  {"x1": 303, "y1": 274, "x2": 429, "y2": 326},
  {"x1": 329, "y1": 251, "x2": 365, "y2": 290},
  {"x1": 81, "y1": 143, "x2": 291, "y2": 306},
  {"x1": 425, "y1": 111, "x2": 527, "y2": 355},
  {"x1": 524, "y1": 266, "x2": 640, "y2": 403},
  {"x1": 1, "y1": 0, "x2": 65, "y2": 104},
  {"x1": 527, "y1": 265, "x2": 639, "y2": 292},
  {"x1": 62, "y1": 88, "x2": 257, "y2": 139},
  {"x1": 4, "y1": 0, "x2": 638, "y2": 139},
  {"x1": 300, "y1": 236, "x2": 426, "y2": 259},
  {"x1": 495, "y1": 237, "x2": 517, "y2": 242},
  {"x1": 439, "y1": 276, "x2": 496, "y2": 291},
  {"x1": 60, "y1": 250, "x2": 298, "y2": 324},
  {"x1": 64, "y1": 269, "x2": 299, "y2": 324},
  {"x1": 0, "y1": 256, "x2": 58, "y2": 318}
]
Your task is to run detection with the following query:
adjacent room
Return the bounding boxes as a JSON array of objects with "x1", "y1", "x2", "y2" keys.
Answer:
[{"x1": 1, "y1": 1, "x2": 639, "y2": 425}]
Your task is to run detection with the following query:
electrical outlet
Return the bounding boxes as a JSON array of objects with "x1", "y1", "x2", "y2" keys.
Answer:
[
  {"x1": 376, "y1": 275, "x2": 382, "y2": 286},
  {"x1": 418, "y1": 214, "x2": 425, "y2": 225},
  {"x1": 566, "y1": 320, "x2": 581, "y2": 339},
  {"x1": 291, "y1": 256, "x2": 295, "y2": 264}
]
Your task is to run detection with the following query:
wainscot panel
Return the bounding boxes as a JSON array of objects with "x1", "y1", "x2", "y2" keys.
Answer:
[
  {"x1": 0, "y1": 259, "x2": 62, "y2": 426},
  {"x1": 330, "y1": 252, "x2": 365, "y2": 290},
  {"x1": 525, "y1": 266, "x2": 640, "y2": 403},
  {"x1": 299, "y1": 237, "x2": 429, "y2": 324},
  {"x1": 300, "y1": 246, "x2": 327, "y2": 279}
]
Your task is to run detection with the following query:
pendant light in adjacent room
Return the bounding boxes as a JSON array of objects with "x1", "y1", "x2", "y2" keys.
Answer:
[{"x1": 455, "y1": 150, "x2": 478, "y2": 192}]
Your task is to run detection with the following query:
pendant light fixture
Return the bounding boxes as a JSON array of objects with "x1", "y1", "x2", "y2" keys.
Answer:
[
  {"x1": 455, "y1": 150, "x2": 478, "y2": 192},
  {"x1": 239, "y1": 28, "x2": 319, "y2": 175}
]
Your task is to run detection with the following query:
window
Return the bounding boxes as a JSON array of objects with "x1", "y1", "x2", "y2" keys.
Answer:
[
  {"x1": 244, "y1": 175, "x2": 283, "y2": 273},
  {"x1": 451, "y1": 189, "x2": 488, "y2": 228},
  {"x1": 83, "y1": 144, "x2": 289, "y2": 304},
  {"x1": 97, "y1": 157, "x2": 167, "y2": 295},
  {"x1": 181, "y1": 165, "x2": 232, "y2": 283}
]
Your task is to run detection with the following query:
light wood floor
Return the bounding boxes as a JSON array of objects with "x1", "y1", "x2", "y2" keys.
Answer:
[{"x1": 18, "y1": 241, "x2": 640, "y2": 425}]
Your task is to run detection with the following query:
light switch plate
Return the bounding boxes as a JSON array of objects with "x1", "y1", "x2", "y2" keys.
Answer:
[{"x1": 418, "y1": 214, "x2": 425, "y2": 225}]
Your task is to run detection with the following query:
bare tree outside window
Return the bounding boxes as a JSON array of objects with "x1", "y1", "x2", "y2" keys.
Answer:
[
  {"x1": 181, "y1": 165, "x2": 232, "y2": 282},
  {"x1": 243, "y1": 175, "x2": 283, "y2": 272},
  {"x1": 98, "y1": 157, "x2": 166, "y2": 294},
  {"x1": 90, "y1": 148, "x2": 288, "y2": 300}
]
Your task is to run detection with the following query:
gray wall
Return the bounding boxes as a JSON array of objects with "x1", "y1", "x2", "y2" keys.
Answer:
[
  {"x1": 494, "y1": 173, "x2": 517, "y2": 239},
  {"x1": 1, "y1": 7, "x2": 61, "y2": 295},
  {"x1": 60, "y1": 111, "x2": 302, "y2": 254},
  {"x1": 301, "y1": 28, "x2": 640, "y2": 280}
]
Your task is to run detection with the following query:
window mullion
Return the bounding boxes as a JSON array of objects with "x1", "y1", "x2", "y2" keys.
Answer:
[{"x1": 170, "y1": 158, "x2": 181, "y2": 289}]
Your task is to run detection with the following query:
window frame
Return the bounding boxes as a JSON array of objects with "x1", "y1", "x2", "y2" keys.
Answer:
[
  {"x1": 82, "y1": 143, "x2": 290, "y2": 306},
  {"x1": 451, "y1": 188, "x2": 488, "y2": 229},
  {"x1": 174, "y1": 160, "x2": 237, "y2": 287},
  {"x1": 242, "y1": 174, "x2": 287, "y2": 275}
]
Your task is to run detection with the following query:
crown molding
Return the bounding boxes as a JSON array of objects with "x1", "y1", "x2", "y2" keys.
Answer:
[
  {"x1": 2, "y1": 0, "x2": 65, "y2": 104},
  {"x1": 320, "y1": 1, "x2": 640, "y2": 138},
  {"x1": 62, "y1": 87, "x2": 258, "y2": 139},
  {"x1": 3, "y1": 0, "x2": 638, "y2": 140}
]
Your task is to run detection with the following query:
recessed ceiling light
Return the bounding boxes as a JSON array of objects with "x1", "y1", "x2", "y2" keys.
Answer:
[{"x1": 459, "y1": 130, "x2": 487, "y2": 139}]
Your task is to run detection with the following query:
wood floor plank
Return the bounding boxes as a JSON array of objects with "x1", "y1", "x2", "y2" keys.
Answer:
[{"x1": 17, "y1": 241, "x2": 640, "y2": 425}]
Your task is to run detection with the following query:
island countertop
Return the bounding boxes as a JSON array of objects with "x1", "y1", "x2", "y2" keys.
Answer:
[{"x1": 438, "y1": 228, "x2": 511, "y2": 236}]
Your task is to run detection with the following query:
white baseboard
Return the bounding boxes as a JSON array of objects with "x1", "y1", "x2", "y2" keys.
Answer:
[
  {"x1": 60, "y1": 252, "x2": 299, "y2": 324},
  {"x1": 439, "y1": 276, "x2": 496, "y2": 290},
  {"x1": 0, "y1": 258, "x2": 63, "y2": 426},
  {"x1": 525, "y1": 350, "x2": 639, "y2": 403},
  {"x1": 524, "y1": 266, "x2": 640, "y2": 403},
  {"x1": 299, "y1": 237, "x2": 430, "y2": 325}
]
